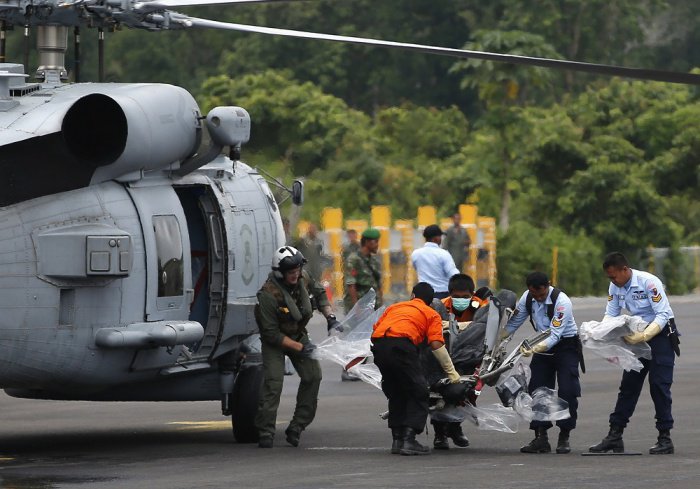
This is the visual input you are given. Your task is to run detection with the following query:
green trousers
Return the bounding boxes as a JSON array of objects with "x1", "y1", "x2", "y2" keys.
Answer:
[{"x1": 255, "y1": 338, "x2": 323, "y2": 438}]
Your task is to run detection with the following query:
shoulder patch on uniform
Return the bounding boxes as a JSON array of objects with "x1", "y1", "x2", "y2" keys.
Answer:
[
  {"x1": 552, "y1": 311, "x2": 564, "y2": 327},
  {"x1": 556, "y1": 305, "x2": 566, "y2": 313},
  {"x1": 651, "y1": 287, "x2": 662, "y2": 302},
  {"x1": 607, "y1": 294, "x2": 613, "y2": 301}
]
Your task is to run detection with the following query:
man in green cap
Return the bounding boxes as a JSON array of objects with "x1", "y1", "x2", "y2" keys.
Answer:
[{"x1": 343, "y1": 228, "x2": 383, "y2": 313}]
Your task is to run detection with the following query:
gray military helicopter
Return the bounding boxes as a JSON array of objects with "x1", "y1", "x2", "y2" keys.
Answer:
[{"x1": 1, "y1": 0, "x2": 699, "y2": 444}]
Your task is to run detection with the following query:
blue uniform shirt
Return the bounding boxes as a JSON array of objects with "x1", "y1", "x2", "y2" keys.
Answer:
[
  {"x1": 410, "y1": 242, "x2": 460, "y2": 294},
  {"x1": 605, "y1": 269, "x2": 674, "y2": 326},
  {"x1": 505, "y1": 286, "x2": 578, "y2": 350}
]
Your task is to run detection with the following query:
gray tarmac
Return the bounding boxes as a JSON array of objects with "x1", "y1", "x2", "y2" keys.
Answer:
[{"x1": 1, "y1": 295, "x2": 699, "y2": 489}]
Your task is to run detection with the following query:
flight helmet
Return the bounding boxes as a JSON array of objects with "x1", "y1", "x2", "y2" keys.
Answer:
[{"x1": 272, "y1": 246, "x2": 307, "y2": 278}]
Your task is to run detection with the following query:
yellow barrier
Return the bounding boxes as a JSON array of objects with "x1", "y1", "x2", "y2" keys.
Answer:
[
  {"x1": 321, "y1": 208, "x2": 344, "y2": 300},
  {"x1": 313, "y1": 205, "x2": 497, "y2": 303},
  {"x1": 371, "y1": 206, "x2": 392, "y2": 298},
  {"x1": 417, "y1": 206, "x2": 436, "y2": 228}
]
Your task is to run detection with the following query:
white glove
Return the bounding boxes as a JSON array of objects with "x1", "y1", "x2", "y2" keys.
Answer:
[
  {"x1": 432, "y1": 345, "x2": 461, "y2": 383},
  {"x1": 624, "y1": 322, "x2": 662, "y2": 344}
]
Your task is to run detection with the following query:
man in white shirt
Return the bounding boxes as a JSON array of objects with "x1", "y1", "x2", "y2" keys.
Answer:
[{"x1": 411, "y1": 224, "x2": 460, "y2": 299}]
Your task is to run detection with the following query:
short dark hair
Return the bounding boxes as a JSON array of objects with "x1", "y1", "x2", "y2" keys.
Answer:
[
  {"x1": 412, "y1": 282, "x2": 435, "y2": 305},
  {"x1": 448, "y1": 273, "x2": 475, "y2": 294},
  {"x1": 526, "y1": 271, "x2": 549, "y2": 289},
  {"x1": 603, "y1": 252, "x2": 629, "y2": 270}
]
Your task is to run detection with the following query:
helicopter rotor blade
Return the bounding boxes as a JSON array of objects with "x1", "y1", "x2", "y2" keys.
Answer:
[
  {"x1": 175, "y1": 15, "x2": 700, "y2": 86},
  {"x1": 142, "y1": 0, "x2": 304, "y2": 7}
]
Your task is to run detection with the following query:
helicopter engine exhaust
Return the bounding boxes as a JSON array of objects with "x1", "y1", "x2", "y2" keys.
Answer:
[
  {"x1": 0, "y1": 84, "x2": 201, "y2": 206},
  {"x1": 62, "y1": 93, "x2": 128, "y2": 167}
]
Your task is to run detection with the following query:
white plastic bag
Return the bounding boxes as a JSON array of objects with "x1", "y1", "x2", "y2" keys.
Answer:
[{"x1": 580, "y1": 315, "x2": 652, "y2": 371}]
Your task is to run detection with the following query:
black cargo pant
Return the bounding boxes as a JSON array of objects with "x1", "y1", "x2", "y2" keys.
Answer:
[
  {"x1": 528, "y1": 336, "x2": 581, "y2": 432},
  {"x1": 372, "y1": 337, "x2": 429, "y2": 433},
  {"x1": 609, "y1": 330, "x2": 675, "y2": 431}
]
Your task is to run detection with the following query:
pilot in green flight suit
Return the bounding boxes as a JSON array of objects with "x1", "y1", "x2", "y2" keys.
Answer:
[{"x1": 254, "y1": 245, "x2": 341, "y2": 448}]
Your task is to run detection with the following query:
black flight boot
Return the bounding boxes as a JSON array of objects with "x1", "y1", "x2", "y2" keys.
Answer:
[
  {"x1": 520, "y1": 427, "x2": 551, "y2": 453},
  {"x1": 399, "y1": 427, "x2": 431, "y2": 456},
  {"x1": 432, "y1": 422, "x2": 450, "y2": 450},
  {"x1": 556, "y1": 429, "x2": 571, "y2": 454},
  {"x1": 447, "y1": 422, "x2": 469, "y2": 447},
  {"x1": 391, "y1": 427, "x2": 403, "y2": 454},
  {"x1": 285, "y1": 427, "x2": 301, "y2": 447},
  {"x1": 258, "y1": 435, "x2": 273, "y2": 448},
  {"x1": 649, "y1": 429, "x2": 674, "y2": 455},
  {"x1": 588, "y1": 425, "x2": 624, "y2": 453}
]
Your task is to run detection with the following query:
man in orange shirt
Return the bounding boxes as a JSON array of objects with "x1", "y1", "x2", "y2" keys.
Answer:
[
  {"x1": 431, "y1": 273, "x2": 489, "y2": 450},
  {"x1": 371, "y1": 282, "x2": 461, "y2": 456}
]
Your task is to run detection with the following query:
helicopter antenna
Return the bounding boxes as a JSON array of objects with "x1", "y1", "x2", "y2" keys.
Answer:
[
  {"x1": 74, "y1": 26, "x2": 80, "y2": 82},
  {"x1": 0, "y1": 20, "x2": 5, "y2": 63},
  {"x1": 22, "y1": 22, "x2": 28, "y2": 74},
  {"x1": 98, "y1": 27, "x2": 104, "y2": 82}
]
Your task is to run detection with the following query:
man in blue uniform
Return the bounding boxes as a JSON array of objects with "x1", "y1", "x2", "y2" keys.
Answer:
[
  {"x1": 589, "y1": 252, "x2": 679, "y2": 455},
  {"x1": 504, "y1": 272, "x2": 581, "y2": 454}
]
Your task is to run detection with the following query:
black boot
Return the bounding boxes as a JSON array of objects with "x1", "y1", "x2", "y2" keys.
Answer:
[
  {"x1": 447, "y1": 422, "x2": 469, "y2": 447},
  {"x1": 432, "y1": 422, "x2": 450, "y2": 450},
  {"x1": 258, "y1": 435, "x2": 273, "y2": 448},
  {"x1": 556, "y1": 429, "x2": 571, "y2": 454},
  {"x1": 520, "y1": 427, "x2": 551, "y2": 453},
  {"x1": 589, "y1": 425, "x2": 624, "y2": 453},
  {"x1": 391, "y1": 427, "x2": 403, "y2": 454},
  {"x1": 649, "y1": 429, "x2": 674, "y2": 455},
  {"x1": 399, "y1": 427, "x2": 430, "y2": 456},
  {"x1": 285, "y1": 427, "x2": 301, "y2": 447}
]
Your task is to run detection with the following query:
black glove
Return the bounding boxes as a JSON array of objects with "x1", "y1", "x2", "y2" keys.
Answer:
[
  {"x1": 326, "y1": 315, "x2": 343, "y2": 334},
  {"x1": 300, "y1": 342, "x2": 317, "y2": 358}
]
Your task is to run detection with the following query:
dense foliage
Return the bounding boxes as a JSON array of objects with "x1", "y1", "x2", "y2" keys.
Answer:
[{"x1": 6, "y1": 0, "x2": 700, "y2": 293}]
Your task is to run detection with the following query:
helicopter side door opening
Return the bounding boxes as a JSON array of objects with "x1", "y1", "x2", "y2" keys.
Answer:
[{"x1": 175, "y1": 185, "x2": 228, "y2": 362}]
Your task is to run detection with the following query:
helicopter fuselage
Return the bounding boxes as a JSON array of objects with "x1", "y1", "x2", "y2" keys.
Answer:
[{"x1": 0, "y1": 72, "x2": 284, "y2": 402}]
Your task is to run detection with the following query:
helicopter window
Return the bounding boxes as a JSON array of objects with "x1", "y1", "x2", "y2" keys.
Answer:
[{"x1": 153, "y1": 215, "x2": 184, "y2": 297}]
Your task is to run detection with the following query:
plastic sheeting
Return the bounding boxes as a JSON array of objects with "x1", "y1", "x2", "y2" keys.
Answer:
[
  {"x1": 580, "y1": 315, "x2": 652, "y2": 371},
  {"x1": 311, "y1": 290, "x2": 385, "y2": 389},
  {"x1": 312, "y1": 291, "x2": 570, "y2": 433},
  {"x1": 429, "y1": 362, "x2": 570, "y2": 433}
]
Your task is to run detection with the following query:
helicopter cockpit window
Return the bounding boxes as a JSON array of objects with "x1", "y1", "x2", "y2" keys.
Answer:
[{"x1": 153, "y1": 215, "x2": 184, "y2": 297}]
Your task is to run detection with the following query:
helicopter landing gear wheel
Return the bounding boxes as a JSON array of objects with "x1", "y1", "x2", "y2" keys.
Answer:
[{"x1": 231, "y1": 363, "x2": 264, "y2": 443}]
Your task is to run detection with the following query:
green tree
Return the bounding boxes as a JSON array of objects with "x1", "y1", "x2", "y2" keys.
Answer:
[
  {"x1": 199, "y1": 70, "x2": 370, "y2": 177},
  {"x1": 497, "y1": 222, "x2": 604, "y2": 296},
  {"x1": 451, "y1": 30, "x2": 562, "y2": 231}
]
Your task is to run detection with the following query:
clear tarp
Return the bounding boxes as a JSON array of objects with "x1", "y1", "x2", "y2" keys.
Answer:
[
  {"x1": 580, "y1": 315, "x2": 652, "y2": 371},
  {"x1": 431, "y1": 362, "x2": 570, "y2": 432},
  {"x1": 311, "y1": 290, "x2": 385, "y2": 389},
  {"x1": 312, "y1": 291, "x2": 570, "y2": 432}
]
